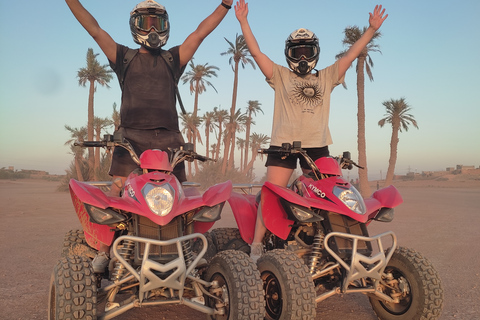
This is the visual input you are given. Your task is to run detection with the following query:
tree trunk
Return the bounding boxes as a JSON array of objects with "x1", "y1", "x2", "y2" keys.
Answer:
[
  {"x1": 87, "y1": 81, "x2": 95, "y2": 180},
  {"x1": 205, "y1": 128, "x2": 210, "y2": 159},
  {"x1": 75, "y1": 155, "x2": 84, "y2": 182},
  {"x1": 221, "y1": 124, "x2": 231, "y2": 174},
  {"x1": 94, "y1": 128, "x2": 101, "y2": 180},
  {"x1": 222, "y1": 61, "x2": 240, "y2": 174},
  {"x1": 356, "y1": 56, "x2": 372, "y2": 197},
  {"x1": 243, "y1": 148, "x2": 257, "y2": 177},
  {"x1": 384, "y1": 122, "x2": 400, "y2": 187},
  {"x1": 228, "y1": 131, "x2": 236, "y2": 171},
  {"x1": 244, "y1": 118, "x2": 251, "y2": 171},
  {"x1": 215, "y1": 126, "x2": 222, "y2": 161}
]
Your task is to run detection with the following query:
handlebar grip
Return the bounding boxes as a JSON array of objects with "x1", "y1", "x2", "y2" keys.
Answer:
[
  {"x1": 258, "y1": 148, "x2": 272, "y2": 154},
  {"x1": 75, "y1": 141, "x2": 106, "y2": 148},
  {"x1": 195, "y1": 155, "x2": 216, "y2": 162}
]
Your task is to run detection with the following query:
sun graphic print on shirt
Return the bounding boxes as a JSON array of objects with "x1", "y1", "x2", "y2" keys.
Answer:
[{"x1": 288, "y1": 78, "x2": 324, "y2": 114}]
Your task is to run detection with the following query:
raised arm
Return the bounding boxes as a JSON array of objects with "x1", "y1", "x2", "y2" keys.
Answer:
[
  {"x1": 337, "y1": 5, "x2": 388, "y2": 79},
  {"x1": 65, "y1": 0, "x2": 117, "y2": 63},
  {"x1": 179, "y1": 0, "x2": 233, "y2": 67},
  {"x1": 235, "y1": 0, "x2": 274, "y2": 80}
]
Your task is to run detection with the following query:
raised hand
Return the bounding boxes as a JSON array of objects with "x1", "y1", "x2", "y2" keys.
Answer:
[
  {"x1": 369, "y1": 5, "x2": 388, "y2": 30},
  {"x1": 235, "y1": 0, "x2": 248, "y2": 22}
]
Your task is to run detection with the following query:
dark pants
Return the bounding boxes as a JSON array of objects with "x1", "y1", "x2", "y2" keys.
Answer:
[
  {"x1": 265, "y1": 146, "x2": 330, "y2": 170},
  {"x1": 109, "y1": 127, "x2": 186, "y2": 182}
]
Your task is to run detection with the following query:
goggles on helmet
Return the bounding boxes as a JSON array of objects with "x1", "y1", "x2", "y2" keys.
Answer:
[
  {"x1": 287, "y1": 45, "x2": 319, "y2": 62},
  {"x1": 132, "y1": 14, "x2": 168, "y2": 34}
]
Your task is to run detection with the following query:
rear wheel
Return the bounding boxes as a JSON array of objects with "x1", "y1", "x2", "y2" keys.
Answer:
[
  {"x1": 257, "y1": 249, "x2": 316, "y2": 320},
  {"x1": 211, "y1": 228, "x2": 249, "y2": 254},
  {"x1": 204, "y1": 250, "x2": 265, "y2": 320},
  {"x1": 369, "y1": 247, "x2": 444, "y2": 320},
  {"x1": 48, "y1": 255, "x2": 97, "y2": 320}
]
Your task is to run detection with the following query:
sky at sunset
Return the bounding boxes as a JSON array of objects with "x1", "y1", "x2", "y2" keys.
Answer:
[{"x1": 0, "y1": 0, "x2": 479, "y2": 180}]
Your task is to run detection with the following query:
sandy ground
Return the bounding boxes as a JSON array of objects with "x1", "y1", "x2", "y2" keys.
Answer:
[{"x1": 1, "y1": 178, "x2": 479, "y2": 320}]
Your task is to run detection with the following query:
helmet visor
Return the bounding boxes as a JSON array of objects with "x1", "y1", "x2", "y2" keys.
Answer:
[
  {"x1": 133, "y1": 14, "x2": 168, "y2": 33},
  {"x1": 287, "y1": 45, "x2": 318, "y2": 61}
]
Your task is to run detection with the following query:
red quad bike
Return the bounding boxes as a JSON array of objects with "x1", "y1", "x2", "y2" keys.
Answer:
[
  {"x1": 48, "y1": 134, "x2": 265, "y2": 320},
  {"x1": 223, "y1": 142, "x2": 444, "y2": 320}
]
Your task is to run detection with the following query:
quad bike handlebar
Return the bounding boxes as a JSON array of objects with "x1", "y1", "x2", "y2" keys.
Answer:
[
  {"x1": 74, "y1": 133, "x2": 215, "y2": 169},
  {"x1": 258, "y1": 141, "x2": 363, "y2": 179}
]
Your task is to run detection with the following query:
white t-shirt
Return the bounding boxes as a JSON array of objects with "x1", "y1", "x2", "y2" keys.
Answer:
[{"x1": 266, "y1": 61, "x2": 344, "y2": 148}]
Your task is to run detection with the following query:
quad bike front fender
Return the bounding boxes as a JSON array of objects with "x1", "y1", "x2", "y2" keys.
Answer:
[
  {"x1": 193, "y1": 180, "x2": 233, "y2": 234},
  {"x1": 261, "y1": 182, "x2": 312, "y2": 240},
  {"x1": 69, "y1": 180, "x2": 115, "y2": 249},
  {"x1": 365, "y1": 185, "x2": 404, "y2": 220},
  {"x1": 227, "y1": 192, "x2": 257, "y2": 244}
]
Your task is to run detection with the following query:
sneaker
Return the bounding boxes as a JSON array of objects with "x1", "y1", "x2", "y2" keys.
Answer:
[
  {"x1": 92, "y1": 251, "x2": 109, "y2": 273},
  {"x1": 250, "y1": 242, "x2": 263, "y2": 263}
]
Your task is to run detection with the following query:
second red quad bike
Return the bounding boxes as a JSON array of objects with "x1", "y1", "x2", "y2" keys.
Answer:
[
  {"x1": 48, "y1": 133, "x2": 265, "y2": 320},
  {"x1": 221, "y1": 142, "x2": 444, "y2": 320}
]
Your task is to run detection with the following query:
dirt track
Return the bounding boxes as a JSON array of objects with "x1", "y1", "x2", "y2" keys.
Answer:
[{"x1": 1, "y1": 179, "x2": 479, "y2": 319}]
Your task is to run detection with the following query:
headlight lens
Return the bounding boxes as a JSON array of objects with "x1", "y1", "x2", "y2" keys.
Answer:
[
  {"x1": 193, "y1": 203, "x2": 224, "y2": 222},
  {"x1": 143, "y1": 183, "x2": 175, "y2": 216},
  {"x1": 333, "y1": 186, "x2": 366, "y2": 214},
  {"x1": 85, "y1": 204, "x2": 126, "y2": 225},
  {"x1": 291, "y1": 205, "x2": 314, "y2": 221}
]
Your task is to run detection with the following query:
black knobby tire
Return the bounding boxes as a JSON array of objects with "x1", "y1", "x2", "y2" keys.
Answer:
[
  {"x1": 192, "y1": 231, "x2": 217, "y2": 262},
  {"x1": 204, "y1": 250, "x2": 265, "y2": 320},
  {"x1": 211, "y1": 228, "x2": 250, "y2": 254},
  {"x1": 61, "y1": 229, "x2": 95, "y2": 259},
  {"x1": 369, "y1": 246, "x2": 444, "y2": 320},
  {"x1": 48, "y1": 255, "x2": 97, "y2": 320},
  {"x1": 257, "y1": 249, "x2": 316, "y2": 320}
]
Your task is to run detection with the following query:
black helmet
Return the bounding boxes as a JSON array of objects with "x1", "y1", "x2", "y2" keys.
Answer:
[
  {"x1": 285, "y1": 28, "x2": 320, "y2": 75},
  {"x1": 130, "y1": 0, "x2": 169, "y2": 51}
]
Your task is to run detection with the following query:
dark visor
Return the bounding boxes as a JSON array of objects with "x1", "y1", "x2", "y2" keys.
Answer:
[
  {"x1": 133, "y1": 14, "x2": 168, "y2": 32},
  {"x1": 287, "y1": 45, "x2": 318, "y2": 61}
]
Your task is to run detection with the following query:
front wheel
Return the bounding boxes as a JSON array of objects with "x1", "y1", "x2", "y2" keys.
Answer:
[
  {"x1": 204, "y1": 250, "x2": 265, "y2": 320},
  {"x1": 48, "y1": 255, "x2": 97, "y2": 320},
  {"x1": 369, "y1": 247, "x2": 444, "y2": 320},
  {"x1": 61, "y1": 229, "x2": 95, "y2": 258},
  {"x1": 257, "y1": 249, "x2": 316, "y2": 320}
]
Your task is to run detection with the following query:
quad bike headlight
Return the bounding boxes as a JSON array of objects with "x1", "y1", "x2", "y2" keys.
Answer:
[
  {"x1": 333, "y1": 186, "x2": 366, "y2": 215},
  {"x1": 280, "y1": 199, "x2": 323, "y2": 222},
  {"x1": 193, "y1": 202, "x2": 225, "y2": 222},
  {"x1": 142, "y1": 183, "x2": 175, "y2": 216},
  {"x1": 85, "y1": 204, "x2": 126, "y2": 225}
]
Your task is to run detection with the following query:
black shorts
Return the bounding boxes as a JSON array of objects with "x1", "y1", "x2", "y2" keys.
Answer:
[
  {"x1": 265, "y1": 146, "x2": 330, "y2": 170},
  {"x1": 109, "y1": 127, "x2": 186, "y2": 182}
]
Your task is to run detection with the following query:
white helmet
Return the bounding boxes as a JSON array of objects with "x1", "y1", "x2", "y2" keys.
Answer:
[
  {"x1": 285, "y1": 28, "x2": 320, "y2": 75},
  {"x1": 129, "y1": 0, "x2": 169, "y2": 50}
]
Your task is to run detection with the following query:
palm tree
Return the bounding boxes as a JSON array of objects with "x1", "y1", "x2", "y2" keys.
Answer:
[
  {"x1": 221, "y1": 34, "x2": 256, "y2": 174},
  {"x1": 202, "y1": 111, "x2": 215, "y2": 159},
  {"x1": 180, "y1": 112, "x2": 203, "y2": 178},
  {"x1": 181, "y1": 60, "x2": 219, "y2": 118},
  {"x1": 64, "y1": 125, "x2": 87, "y2": 181},
  {"x1": 243, "y1": 100, "x2": 263, "y2": 172},
  {"x1": 111, "y1": 102, "x2": 120, "y2": 131},
  {"x1": 227, "y1": 109, "x2": 248, "y2": 171},
  {"x1": 244, "y1": 133, "x2": 270, "y2": 179},
  {"x1": 93, "y1": 116, "x2": 114, "y2": 180},
  {"x1": 77, "y1": 48, "x2": 113, "y2": 180},
  {"x1": 378, "y1": 98, "x2": 418, "y2": 187},
  {"x1": 336, "y1": 26, "x2": 382, "y2": 197},
  {"x1": 212, "y1": 107, "x2": 228, "y2": 161},
  {"x1": 236, "y1": 137, "x2": 246, "y2": 171}
]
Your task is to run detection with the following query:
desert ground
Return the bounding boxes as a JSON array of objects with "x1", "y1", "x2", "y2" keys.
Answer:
[{"x1": 1, "y1": 177, "x2": 479, "y2": 320}]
